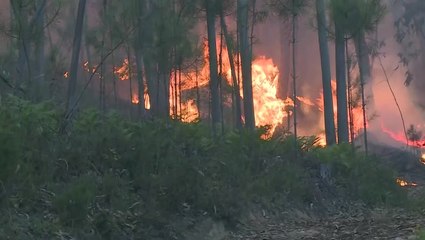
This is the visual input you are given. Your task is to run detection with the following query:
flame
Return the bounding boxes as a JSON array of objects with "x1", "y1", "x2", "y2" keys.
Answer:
[
  {"x1": 251, "y1": 57, "x2": 292, "y2": 135},
  {"x1": 396, "y1": 178, "x2": 417, "y2": 187},
  {"x1": 173, "y1": 39, "x2": 293, "y2": 136},
  {"x1": 316, "y1": 80, "x2": 366, "y2": 144},
  {"x1": 421, "y1": 154, "x2": 425, "y2": 165},
  {"x1": 380, "y1": 123, "x2": 425, "y2": 148},
  {"x1": 131, "y1": 94, "x2": 139, "y2": 104},
  {"x1": 63, "y1": 71, "x2": 69, "y2": 78},
  {"x1": 114, "y1": 58, "x2": 130, "y2": 81}
]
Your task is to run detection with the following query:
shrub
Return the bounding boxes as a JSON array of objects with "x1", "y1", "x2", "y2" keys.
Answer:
[{"x1": 313, "y1": 144, "x2": 407, "y2": 205}]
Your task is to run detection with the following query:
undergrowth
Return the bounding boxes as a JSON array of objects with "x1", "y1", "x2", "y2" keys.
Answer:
[{"x1": 0, "y1": 95, "x2": 408, "y2": 239}]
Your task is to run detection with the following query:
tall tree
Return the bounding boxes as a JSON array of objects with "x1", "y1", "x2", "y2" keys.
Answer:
[
  {"x1": 65, "y1": 0, "x2": 87, "y2": 120},
  {"x1": 316, "y1": 0, "x2": 336, "y2": 145},
  {"x1": 330, "y1": 0, "x2": 349, "y2": 143},
  {"x1": 219, "y1": 7, "x2": 243, "y2": 130},
  {"x1": 205, "y1": 0, "x2": 222, "y2": 133},
  {"x1": 351, "y1": 0, "x2": 385, "y2": 153},
  {"x1": 238, "y1": 0, "x2": 255, "y2": 130}
]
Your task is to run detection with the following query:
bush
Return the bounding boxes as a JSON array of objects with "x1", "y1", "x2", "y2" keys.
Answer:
[
  {"x1": 53, "y1": 175, "x2": 96, "y2": 226},
  {"x1": 313, "y1": 144, "x2": 407, "y2": 205}
]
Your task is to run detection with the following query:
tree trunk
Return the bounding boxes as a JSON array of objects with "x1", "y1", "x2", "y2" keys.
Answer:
[
  {"x1": 220, "y1": 11, "x2": 242, "y2": 130},
  {"x1": 238, "y1": 0, "x2": 255, "y2": 130},
  {"x1": 335, "y1": 22, "x2": 349, "y2": 143},
  {"x1": 355, "y1": 31, "x2": 369, "y2": 154},
  {"x1": 316, "y1": 0, "x2": 336, "y2": 145},
  {"x1": 135, "y1": 0, "x2": 146, "y2": 119},
  {"x1": 291, "y1": 13, "x2": 298, "y2": 140},
  {"x1": 205, "y1": 0, "x2": 221, "y2": 134},
  {"x1": 279, "y1": 22, "x2": 292, "y2": 99},
  {"x1": 65, "y1": 0, "x2": 87, "y2": 118},
  {"x1": 33, "y1": 0, "x2": 47, "y2": 101}
]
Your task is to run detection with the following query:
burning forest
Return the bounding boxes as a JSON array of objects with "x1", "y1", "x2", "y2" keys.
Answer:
[{"x1": 2, "y1": 0, "x2": 425, "y2": 239}]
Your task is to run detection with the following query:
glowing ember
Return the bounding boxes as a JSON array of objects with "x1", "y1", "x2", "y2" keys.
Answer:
[
  {"x1": 131, "y1": 94, "x2": 139, "y2": 104},
  {"x1": 114, "y1": 58, "x2": 130, "y2": 81},
  {"x1": 396, "y1": 178, "x2": 417, "y2": 187},
  {"x1": 63, "y1": 71, "x2": 69, "y2": 78},
  {"x1": 144, "y1": 93, "x2": 151, "y2": 110}
]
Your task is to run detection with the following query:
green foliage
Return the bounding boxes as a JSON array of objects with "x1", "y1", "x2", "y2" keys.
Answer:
[
  {"x1": 53, "y1": 175, "x2": 96, "y2": 226},
  {"x1": 0, "y1": 97, "x2": 413, "y2": 238},
  {"x1": 417, "y1": 229, "x2": 425, "y2": 240},
  {"x1": 313, "y1": 144, "x2": 407, "y2": 205},
  {"x1": 330, "y1": 0, "x2": 386, "y2": 36}
]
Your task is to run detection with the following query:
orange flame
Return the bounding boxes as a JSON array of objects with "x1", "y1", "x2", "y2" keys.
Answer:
[
  {"x1": 396, "y1": 178, "x2": 417, "y2": 187},
  {"x1": 316, "y1": 80, "x2": 366, "y2": 144},
  {"x1": 131, "y1": 94, "x2": 139, "y2": 104},
  {"x1": 114, "y1": 59, "x2": 130, "y2": 81}
]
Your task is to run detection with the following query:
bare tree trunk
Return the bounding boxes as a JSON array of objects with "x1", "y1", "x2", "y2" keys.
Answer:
[
  {"x1": 33, "y1": 0, "x2": 47, "y2": 101},
  {"x1": 316, "y1": 0, "x2": 336, "y2": 145},
  {"x1": 291, "y1": 12, "x2": 298, "y2": 140},
  {"x1": 238, "y1": 0, "x2": 255, "y2": 130},
  {"x1": 11, "y1": 0, "x2": 31, "y2": 97},
  {"x1": 65, "y1": 0, "x2": 87, "y2": 119},
  {"x1": 220, "y1": 11, "x2": 242, "y2": 130},
  {"x1": 279, "y1": 21, "x2": 292, "y2": 99},
  {"x1": 346, "y1": 39, "x2": 355, "y2": 144},
  {"x1": 335, "y1": 22, "x2": 349, "y2": 143},
  {"x1": 205, "y1": 0, "x2": 221, "y2": 134},
  {"x1": 355, "y1": 31, "x2": 369, "y2": 154},
  {"x1": 195, "y1": 65, "x2": 201, "y2": 119}
]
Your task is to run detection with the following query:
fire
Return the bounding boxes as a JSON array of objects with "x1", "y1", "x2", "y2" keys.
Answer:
[
  {"x1": 380, "y1": 123, "x2": 425, "y2": 148},
  {"x1": 420, "y1": 153, "x2": 425, "y2": 165},
  {"x1": 63, "y1": 71, "x2": 69, "y2": 78},
  {"x1": 131, "y1": 94, "x2": 139, "y2": 104},
  {"x1": 316, "y1": 80, "x2": 366, "y2": 144},
  {"x1": 114, "y1": 58, "x2": 130, "y2": 81},
  {"x1": 396, "y1": 177, "x2": 417, "y2": 187},
  {"x1": 251, "y1": 57, "x2": 292, "y2": 135}
]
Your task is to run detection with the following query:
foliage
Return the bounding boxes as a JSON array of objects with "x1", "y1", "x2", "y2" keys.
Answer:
[
  {"x1": 313, "y1": 144, "x2": 407, "y2": 205},
  {"x1": 0, "y1": 96, "x2": 412, "y2": 239},
  {"x1": 329, "y1": 0, "x2": 386, "y2": 36}
]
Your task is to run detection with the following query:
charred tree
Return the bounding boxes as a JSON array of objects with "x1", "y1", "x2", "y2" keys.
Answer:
[
  {"x1": 65, "y1": 0, "x2": 87, "y2": 120},
  {"x1": 334, "y1": 21, "x2": 349, "y2": 143},
  {"x1": 316, "y1": 0, "x2": 336, "y2": 145},
  {"x1": 205, "y1": 0, "x2": 222, "y2": 134},
  {"x1": 220, "y1": 9, "x2": 242, "y2": 130},
  {"x1": 238, "y1": 0, "x2": 255, "y2": 130}
]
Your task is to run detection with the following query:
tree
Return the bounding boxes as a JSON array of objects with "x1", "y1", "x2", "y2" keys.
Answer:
[
  {"x1": 205, "y1": 0, "x2": 222, "y2": 133},
  {"x1": 238, "y1": 0, "x2": 255, "y2": 130},
  {"x1": 269, "y1": 0, "x2": 308, "y2": 139},
  {"x1": 219, "y1": 4, "x2": 243, "y2": 130},
  {"x1": 330, "y1": 0, "x2": 349, "y2": 143},
  {"x1": 65, "y1": 0, "x2": 87, "y2": 121},
  {"x1": 315, "y1": 0, "x2": 336, "y2": 145}
]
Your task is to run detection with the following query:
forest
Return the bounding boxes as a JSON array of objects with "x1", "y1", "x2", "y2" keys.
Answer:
[{"x1": 1, "y1": 0, "x2": 425, "y2": 239}]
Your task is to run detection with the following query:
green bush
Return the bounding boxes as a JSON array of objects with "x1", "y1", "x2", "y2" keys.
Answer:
[
  {"x1": 313, "y1": 144, "x2": 407, "y2": 205},
  {"x1": 53, "y1": 175, "x2": 96, "y2": 226}
]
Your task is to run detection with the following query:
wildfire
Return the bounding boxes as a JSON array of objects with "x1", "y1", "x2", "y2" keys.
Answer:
[
  {"x1": 131, "y1": 94, "x2": 139, "y2": 104},
  {"x1": 114, "y1": 58, "x2": 130, "y2": 81},
  {"x1": 381, "y1": 123, "x2": 425, "y2": 148},
  {"x1": 63, "y1": 71, "x2": 69, "y2": 78},
  {"x1": 396, "y1": 177, "x2": 417, "y2": 187}
]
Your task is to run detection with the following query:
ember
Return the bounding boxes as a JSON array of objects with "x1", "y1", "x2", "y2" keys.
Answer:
[{"x1": 396, "y1": 178, "x2": 417, "y2": 187}]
